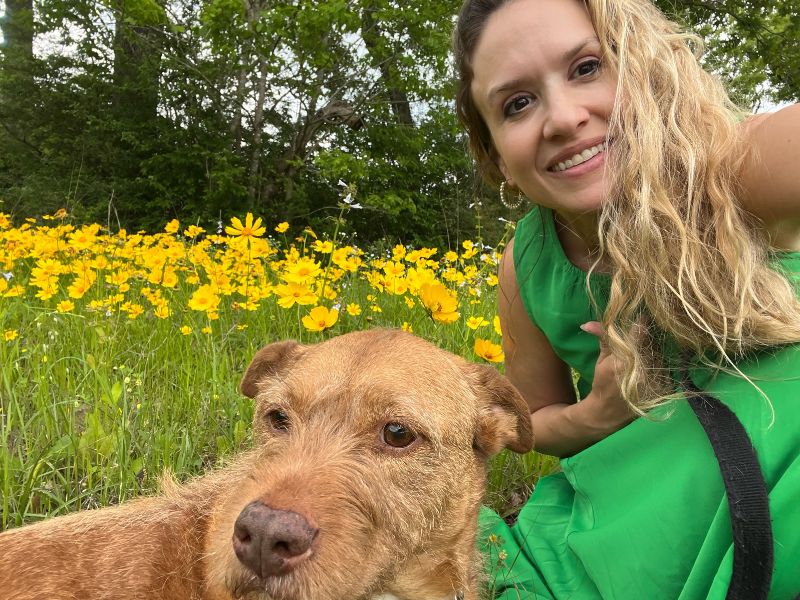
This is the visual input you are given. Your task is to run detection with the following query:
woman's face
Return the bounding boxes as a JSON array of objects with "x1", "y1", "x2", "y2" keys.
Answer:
[{"x1": 470, "y1": 0, "x2": 616, "y2": 220}]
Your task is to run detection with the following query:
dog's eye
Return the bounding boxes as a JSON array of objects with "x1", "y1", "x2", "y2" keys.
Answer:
[
  {"x1": 266, "y1": 409, "x2": 291, "y2": 432},
  {"x1": 381, "y1": 423, "x2": 416, "y2": 448}
]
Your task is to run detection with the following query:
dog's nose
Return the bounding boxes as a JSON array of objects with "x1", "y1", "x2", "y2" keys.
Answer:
[{"x1": 232, "y1": 501, "x2": 318, "y2": 578}]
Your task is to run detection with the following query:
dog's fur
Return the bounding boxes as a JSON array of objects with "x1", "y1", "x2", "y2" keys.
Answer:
[{"x1": 0, "y1": 329, "x2": 533, "y2": 600}]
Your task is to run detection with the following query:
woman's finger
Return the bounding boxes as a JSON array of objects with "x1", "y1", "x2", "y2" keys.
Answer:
[{"x1": 581, "y1": 321, "x2": 614, "y2": 362}]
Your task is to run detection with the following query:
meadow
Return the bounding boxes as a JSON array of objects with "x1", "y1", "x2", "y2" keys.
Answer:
[{"x1": 0, "y1": 201, "x2": 557, "y2": 533}]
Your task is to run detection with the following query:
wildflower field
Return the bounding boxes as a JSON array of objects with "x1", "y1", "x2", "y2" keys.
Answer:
[{"x1": 0, "y1": 207, "x2": 557, "y2": 530}]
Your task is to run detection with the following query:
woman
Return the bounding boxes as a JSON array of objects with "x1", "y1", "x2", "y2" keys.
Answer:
[{"x1": 453, "y1": 0, "x2": 800, "y2": 597}]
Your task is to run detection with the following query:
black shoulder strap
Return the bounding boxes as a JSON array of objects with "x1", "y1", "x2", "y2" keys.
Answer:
[{"x1": 682, "y1": 373, "x2": 774, "y2": 600}]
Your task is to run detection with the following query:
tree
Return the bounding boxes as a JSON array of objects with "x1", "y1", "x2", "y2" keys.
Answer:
[
  {"x1": 0, "y1": 0, "x2": 796, "y2": 243},
  {"x1": 657, "y1": 0, "x2": 800, "y2": 107},
  {"x1": 0, "y1": 0, "x2": 35, "y2": 151}
]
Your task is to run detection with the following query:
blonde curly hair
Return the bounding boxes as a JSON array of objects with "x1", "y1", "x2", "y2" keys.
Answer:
[{"x1": 454, "y1": 0, "x2": 800, "y2": 411}]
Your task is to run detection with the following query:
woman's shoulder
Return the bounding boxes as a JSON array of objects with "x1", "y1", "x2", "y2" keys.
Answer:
[{"x1": 738, "y1": 104, "x2": 800, "y2": 249}]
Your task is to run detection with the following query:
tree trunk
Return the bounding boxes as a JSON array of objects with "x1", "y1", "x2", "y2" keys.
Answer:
[
  {"x1": 1, "y1": 0, "x2": 34, "y2": 60},
  {"x1": 111, "y1": 1, "x2": 164, "y2": 129},
  {"x1": 247, "y1": 57, "x2": 270, "y2": 207},
  {"x1": 243, "y1": 0, "x2": 273, "y2": 207},
  {"x1": 0, "y1": 0, "x2": 36, "y2": 150},
  {"x1": 361, "y1": 3, "x2": 414, "y2": 127}
]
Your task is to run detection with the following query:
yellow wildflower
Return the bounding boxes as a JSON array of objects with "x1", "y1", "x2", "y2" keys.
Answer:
[
  {"x1": 474, "y1": 338, "x2": 504, "y2": 363},
  {"x1": 275, "y1": 222, "x2": 289, "y2": 233},
  {"x1": 384, "y1": 277, "x2": 408, "y2": 295},
  {"x1": 346, "y1": 303, "x2": 361, "y2": 316},
  {"x1": 68, "y1": 275, "x2": 94, "y2": 299},
  {"x1": 282, "y1": 257, "x2": 322, "y2": 284},
  {"x1": 226, "y1": 213, "x2": 266, "y2": 238},
  {"x1": 466, "y1": 316, "x2": 489, "y2": 330},
  {"x1": 4, "y1": 330, "x2": 19, "y2": 341},
  {"x1": 31, "y1": 258, "x2": 65, "y2": 279},
  {"x1": 183, "y1": 225, "x2": 205, "y2": 238},
  {"x1": 312, "y1": 240, "x2": 334, "y2": 254},
  {"x1": 402, "y1": 322, "x2": 413, "y2": 333},
  {"x1": 106, "y1": 270, "x2": 130, "y2": 286},
  {"x1": 56, "y1": 300, "x2": 75, "y2": 313},
  {"x1": 383, "y1": 261, "x2": 405, "y2": 277},
  {"x1": 180, "y1": 325, "x2": 193, "y2": 335},
  {"x1": 302, "y1": 306, "x2": 339, "y2": 332},
  {"x1": 188, "y1": 284, "x2": 220, "y2": 313},
  {"x1": 494, "y1": 315, "x2": 503, "y2": 336},
  {"x1": 274, "y1": 282, "x2": 317, "y2": 309},
  {"x1": 165, "y1": 219, "x2": 180, "y2": 234},
  {"x1": 419, "y1": 282, "x2": 460, "y2": 324},
  {"x1": 34, "y1": 281, "x2": 58, "y2": 301},
  {"x1": 125, "y1": 303, "x2": 145, "y2": 319},
  {"x1": 332, "y1": 247, "x2": 361, "y2": 272},
  {"x1": 4, "y1": 285, "x2": 23, "y2": 298},
  {"x1": 153, "y1": 304, "x2": 171, "y2": 319},
  {"x1": 67, "y1": 224, "x2": 100, "y2": 251}
]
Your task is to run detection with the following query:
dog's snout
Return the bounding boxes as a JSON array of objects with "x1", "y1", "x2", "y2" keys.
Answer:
[{"x1": 232, "y1": 501, "x2": 317, "y2": 578}]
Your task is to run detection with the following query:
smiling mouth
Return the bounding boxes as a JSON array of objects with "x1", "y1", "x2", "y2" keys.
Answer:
[{"x1": 550, "y1": 140, "x2": 611, "y2": 172}]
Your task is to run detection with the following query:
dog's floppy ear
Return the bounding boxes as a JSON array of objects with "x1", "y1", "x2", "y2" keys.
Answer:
[
  {"x1": 240, "y1": 340, "x2": 304, "y2": 398},
  {"x1": 465, "y1": 363, "x2": 534, "y2": 455}
]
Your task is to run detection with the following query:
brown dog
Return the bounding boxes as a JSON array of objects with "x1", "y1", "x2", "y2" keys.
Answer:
[{"x1": 0, "y1": 329, "x2": 533, "y2": 600}]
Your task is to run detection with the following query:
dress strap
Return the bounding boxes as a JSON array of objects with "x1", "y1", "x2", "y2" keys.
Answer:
[{"x1": 681, "y1": 370, "x2": 774, "y2": 600}]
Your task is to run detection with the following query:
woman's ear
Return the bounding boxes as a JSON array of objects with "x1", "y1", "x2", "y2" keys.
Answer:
[{"x1": 491, "y1": 149, "x2": 512, "y2": 185}]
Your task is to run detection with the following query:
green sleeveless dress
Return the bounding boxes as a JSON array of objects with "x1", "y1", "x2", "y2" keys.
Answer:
[{"x1": 480, "y1": 207, "x2": 800, "y2": 599}]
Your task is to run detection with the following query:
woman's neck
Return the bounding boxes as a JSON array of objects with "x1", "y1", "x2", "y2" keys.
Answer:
[{"x1": 553, "y1": 209, "x2": 609, "y2": 272}]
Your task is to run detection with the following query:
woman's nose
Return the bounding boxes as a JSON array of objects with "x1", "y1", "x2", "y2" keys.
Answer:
[{"x1": 542, "y1": 89, "x2": 590, "y2": 139}]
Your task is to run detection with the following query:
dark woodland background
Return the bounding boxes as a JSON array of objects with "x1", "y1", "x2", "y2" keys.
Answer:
[{"x1": 1, "y1": 0, "x2": 798, "y2": 244}]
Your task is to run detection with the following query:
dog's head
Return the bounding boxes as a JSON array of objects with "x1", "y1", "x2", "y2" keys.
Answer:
[
  {"x1": 207, "y1": 329, "x2": 532, "y2": 600},
  {"x1": 240, "y1": 329, "x2": 533, "y2": 455}
]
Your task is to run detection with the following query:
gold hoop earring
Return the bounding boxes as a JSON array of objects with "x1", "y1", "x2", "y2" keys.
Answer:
[{"x1": 499, "y1": 180, "x2": 525, "y2": 210}]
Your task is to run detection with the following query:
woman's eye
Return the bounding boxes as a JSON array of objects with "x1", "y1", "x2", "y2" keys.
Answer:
[
  {"x1": 503, "y1": 95, "x2": 531, "y2": 117},
  {"x1": 574, "y1": 59, "x2": 601, "y2": 78},
  {"x1": 266, "y1": 409, "x2": 291, "y2": 432},
  {"x1": 381, "y1": 423, "x2": 416, "y2": 448}
]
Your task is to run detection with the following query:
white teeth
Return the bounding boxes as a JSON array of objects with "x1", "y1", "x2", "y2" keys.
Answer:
[{"x1": 553, "y1": 142, "x2": 607, "y2": 172}]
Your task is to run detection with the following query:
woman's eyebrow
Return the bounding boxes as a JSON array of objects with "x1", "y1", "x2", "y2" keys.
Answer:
[
  {"x1": 486, "y1": 37, "x2": 601, "y2": 103},
  {"x1": 562, "y1": 37, "x2": 601, "y2": 63},
  {"x1": 488, "y1": 78, "x2": 532, "y2": 103}
]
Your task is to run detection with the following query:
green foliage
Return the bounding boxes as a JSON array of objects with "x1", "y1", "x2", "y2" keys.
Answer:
[
  {"x1": 0, "y1": 0, "x2": 796, "y2": 243},
  {"x1": 656, "y1": 0, "x2": 800, "y2": 107}
]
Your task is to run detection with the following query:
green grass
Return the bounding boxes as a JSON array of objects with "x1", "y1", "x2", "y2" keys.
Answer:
[
  {"x1": 0, "y1": 294, "x2": 558, "y2": 530},
  {"x1": 0, "y1": 214, "x2": 559, "y2": 530}
]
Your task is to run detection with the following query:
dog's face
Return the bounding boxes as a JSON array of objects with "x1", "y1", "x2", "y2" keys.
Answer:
[{"x1": 205, "y1": 329, "x2": 533, "y2": 600}]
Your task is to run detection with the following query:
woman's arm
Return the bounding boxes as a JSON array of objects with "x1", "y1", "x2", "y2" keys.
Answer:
[
  {"x1": 498, "y1": 239, "x2": 634, "y2": 457},
  {"x1": 739, "y1": 103, "x2": 800, "y2": 248}
]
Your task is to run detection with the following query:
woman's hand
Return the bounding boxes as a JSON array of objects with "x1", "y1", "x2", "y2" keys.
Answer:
[{"x1": 569, "y1": 321, "x2": 636, "y2": 440}]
